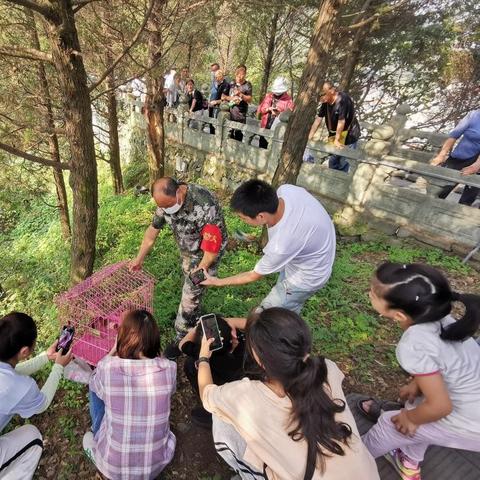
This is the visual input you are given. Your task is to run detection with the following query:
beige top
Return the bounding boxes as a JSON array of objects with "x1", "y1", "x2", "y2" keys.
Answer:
[{"x1": 203, "y1": 359, "x2": 379, "y2": 480}]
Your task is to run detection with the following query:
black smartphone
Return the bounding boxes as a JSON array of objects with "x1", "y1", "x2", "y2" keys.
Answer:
[
  {"x1": 56, "y1": 326, "x2": 75, "y2": 353},
  {"x1": 189, "y1": 269, "x2": 206, "y2": 286},
  {"x1": 200, "y1": 314, "x2": 223, "y2": 352}
]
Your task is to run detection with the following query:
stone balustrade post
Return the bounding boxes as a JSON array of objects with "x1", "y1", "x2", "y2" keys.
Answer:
[
  {"x1": 363, "y1": 103, "x2": 411, "y2": 158},
  {"x1": 215, "y1": 103, "x2": 231, "y2": 153}
]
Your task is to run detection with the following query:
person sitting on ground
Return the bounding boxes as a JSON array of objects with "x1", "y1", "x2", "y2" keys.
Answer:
[
  {"x1": 202, "y1": 179, "x2": 336, "y2": 315},
  {"x1": 0, "y1": 311, "x2": 72, "y2": 480},
  {"x1": 257, "y1": 76, "x2": 294, "y2": 148},
  {"x1": 362, "y1": 262, "x2": 480, "y2": 480},
  {"x1": 83, "y1": 309, "x2": 176, "y2": 480},
  {"x1": 179, "y1": 314, "x2": 245, "y2": 428},
  {"x1": 186, "y1": 79, "x2": 204, "y2": 114},
  {"x1": 430, "y1": 109, "x2": 480, "y2": 206},
  {"x1": 197, "y1": 307, "x2": 380, "y2": 480},
  {"x1": 307, "y1": 81, "x2": 360, "y2": 172},
  {"x1": 222, "y1": 64, "x2": 252, "y2": 142}
]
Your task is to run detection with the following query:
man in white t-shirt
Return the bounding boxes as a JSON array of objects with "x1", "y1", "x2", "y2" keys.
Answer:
[{"x1": 202, "y1": 179, "x2": 336, "y2": 313}]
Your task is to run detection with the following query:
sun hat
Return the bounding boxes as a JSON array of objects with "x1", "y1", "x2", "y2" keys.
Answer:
[{"x1": 271, "y1": 77, "x2": 289, "y2": 95}]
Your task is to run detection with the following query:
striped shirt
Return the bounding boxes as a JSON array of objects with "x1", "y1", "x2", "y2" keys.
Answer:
[{"x1": 90, "y1": 355, "x2": 176, "y2": 480}]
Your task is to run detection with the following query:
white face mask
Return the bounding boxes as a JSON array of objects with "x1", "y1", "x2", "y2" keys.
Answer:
[{"x1": 163, "y1": 202, "x2": 182, "y2": 215}]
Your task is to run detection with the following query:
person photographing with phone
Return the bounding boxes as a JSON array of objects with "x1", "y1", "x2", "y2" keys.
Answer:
[
  {"x1": 0, "y1": 311, "x2": 72, "y2": 479},
  {"x1": 131, "y1": 177, "x2": 228, "y2": 342},
  {"x1": 197, "y1": 308, "x2": 379, "y2": 480},
  {"x1": 178, "y1": 314, "x2": 246, "y2": 428}
]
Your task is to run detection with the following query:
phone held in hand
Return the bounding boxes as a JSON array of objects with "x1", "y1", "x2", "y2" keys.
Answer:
[
  {"x1": 56, "y1": 325, "x2": 75, "y2": 353},
  {"x1": 200, "y1": 314, "x2": 223, "y2": 352},
  {"x1": 189, "y1": 269, "x2": 206, "y2": 286}
]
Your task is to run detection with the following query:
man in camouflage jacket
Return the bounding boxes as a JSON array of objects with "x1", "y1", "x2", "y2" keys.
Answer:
[{"x1": 131, "y1": 177, "x2": 228, "y2": 335}]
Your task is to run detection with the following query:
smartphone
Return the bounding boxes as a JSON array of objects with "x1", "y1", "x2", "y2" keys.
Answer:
[
  {"x1": 189, "y1": 269, "x2": 206, "y2": 286},
  {"x1": 200, "y1": 314, "x2": 223, "y2": 352},
  {"x1": 56, "y1": 326, "x2": 75, "y2": 353}
]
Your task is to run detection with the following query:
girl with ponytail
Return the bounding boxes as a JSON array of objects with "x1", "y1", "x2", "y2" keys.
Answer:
[
  {"x1": 197, "y1": 308, "x2": 379, "y2": 480},
  {"x1": 363, "y1": 262, "x2": 480, "y2": 480}
]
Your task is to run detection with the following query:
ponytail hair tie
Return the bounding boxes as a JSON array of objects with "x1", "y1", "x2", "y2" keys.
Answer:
[{"x1": 451, "y1": 291, "x2": 461, "y2": 302}]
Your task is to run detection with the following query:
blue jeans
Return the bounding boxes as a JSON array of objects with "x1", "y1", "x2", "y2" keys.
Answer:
[
  {"x1": 328, "y1": 141, "x2": 358, "y2": 173},
  {"x1": 89, "y1": 390, "x2": 105, "y2": 435},
  {"x1": 259, "y1": 272, "x2": 320, "y2": 314}
]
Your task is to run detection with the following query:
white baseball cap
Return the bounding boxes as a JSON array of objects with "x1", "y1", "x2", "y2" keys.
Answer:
[{"x1": 271, "y1": 77, "x2": 289, "y2": 95}]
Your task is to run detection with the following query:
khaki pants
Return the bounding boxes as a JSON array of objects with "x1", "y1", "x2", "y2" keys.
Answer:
[
  {"x1": 174, "y1": 254, "x2": 220, "y2": 335},
  {"x1": 0, "y1": 425, "x2": 43, "y2": 480}
]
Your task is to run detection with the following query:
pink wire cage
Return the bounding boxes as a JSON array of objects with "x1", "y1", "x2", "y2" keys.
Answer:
[{"x1": 55, "y1": 261, "x2": 156, "y2": 366}]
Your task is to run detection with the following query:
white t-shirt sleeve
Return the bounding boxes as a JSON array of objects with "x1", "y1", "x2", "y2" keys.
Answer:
[
  {"x1": 396, "y1": 338, "x2": 440, "y2": 376},
  {"x1": 254, "y1": 252, "x2": 292, "y2": 276}
]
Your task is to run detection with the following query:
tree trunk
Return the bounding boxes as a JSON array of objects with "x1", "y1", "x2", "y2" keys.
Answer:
[
  {"x1": 272, "y1": 0, "x2": 345, "y2": 186},
  {"x1": 25, "y1": 8, "x2": 71, "y2": 239},
  {"x1": 339, "y1": 0, "x2": 373, "y2": 93},
  {"x1": 145, "y1": 0, "x2": 166, "y2": 184},
  {"x1": 45, "y1": 0, "x2": 98, "y2": 283},
  {"x1": 106, "y1": 76, "x2": 124, "y2": 194},
  {"x1": 259, "y1": 11, "x2": 279, "y2": 99},
  {"x1": 102, "y1": 7, "x2": 124, "y2": 195}
]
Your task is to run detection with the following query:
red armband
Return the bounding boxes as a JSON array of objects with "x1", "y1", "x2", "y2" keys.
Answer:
[{"x1": 201, "y1": 224, "x2": 222, "y2": 254}]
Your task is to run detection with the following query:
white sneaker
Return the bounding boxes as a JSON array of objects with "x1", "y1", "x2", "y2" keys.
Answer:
[{"x1": 83, "y1": 431, "x2": 96, "y2": 465}]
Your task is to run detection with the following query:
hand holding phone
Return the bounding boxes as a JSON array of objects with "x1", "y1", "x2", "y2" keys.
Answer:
[
  {"x1": 56, "y1": 326, "x2": 75, "y2": 353},
  {"x1": 189, "y1": 269, "x2": 206, "y2": 286},
  {"x1": 200, "y1": 314, "x2": 223, "y2": 352}
]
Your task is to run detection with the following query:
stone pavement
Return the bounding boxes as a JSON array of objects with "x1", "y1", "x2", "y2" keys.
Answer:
[{"x1": 347, "y1": 393, "x2": 480, "y2": 480}]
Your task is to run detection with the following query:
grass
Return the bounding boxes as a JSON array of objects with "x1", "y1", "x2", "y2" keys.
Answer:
[{"x1": 0, "y1": 178, "x2": 477, "y2": 478}]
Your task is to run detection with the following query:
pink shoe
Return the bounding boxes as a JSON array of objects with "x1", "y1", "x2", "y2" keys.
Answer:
[{"x1": 384, "y1": 449, "x2": 421, "y2": 480}]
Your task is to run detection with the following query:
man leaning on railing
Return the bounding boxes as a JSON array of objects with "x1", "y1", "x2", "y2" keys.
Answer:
[{"x1": 431, "y1": 109, "x2": 480, "y2": 206}]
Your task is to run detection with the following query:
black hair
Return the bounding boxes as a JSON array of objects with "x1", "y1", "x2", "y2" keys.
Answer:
[
  {"x1": 194, "y1": 315, "x2": 232, "y2": 354},
  {"x1": 211, "y1": 63, "x2": 220, "y2": 69},
  {"x1": 236, "y1": 64, "x2": 247, "y2": 72},
  {"x1": 230, "y1": 179, "x2": 279, "y2": 218},
  {"x1": 246, "y1": 308, "x2": 352, "y2": 479},
  {"x1": 186, "y1": 79, "x2": 195, "y2": 86},
  {"x1": 0, "y1": 312, "x2": 37, "y2": 362},
  {"x1": 375, "y1": 262, "x2": 480, "y2": 341},
  {"x1": 151, "y1": 177, "x2": 179, "y2": 197}
]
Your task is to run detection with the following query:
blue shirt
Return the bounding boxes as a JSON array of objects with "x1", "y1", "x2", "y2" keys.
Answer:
[
  {"x1": 449, "y1": 110, "x2": 480, "y2": 160},
  {"x1": 210, "y1": 72, "x2": 217, "y2": 101},
  {"x1": 0, "y1": 361, "x2": 45, "y2": 432}
]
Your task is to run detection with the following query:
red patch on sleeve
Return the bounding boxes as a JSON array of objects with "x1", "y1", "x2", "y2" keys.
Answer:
[{"x1": 201, "y1": 224, "x2": 222, "y2": 254}]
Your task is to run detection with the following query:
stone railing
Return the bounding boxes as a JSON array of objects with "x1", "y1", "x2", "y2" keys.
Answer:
[{"x1": 125, "y1": 98, "x2": 480, "y2": 261}]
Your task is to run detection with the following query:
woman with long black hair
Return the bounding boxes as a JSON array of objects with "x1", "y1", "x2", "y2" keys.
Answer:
[{"x1": 198, "y1": 307, "x2": 379, "y2": 480}]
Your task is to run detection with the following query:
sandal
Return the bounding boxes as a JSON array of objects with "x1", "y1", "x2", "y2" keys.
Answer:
[{"x1": 356, "y1": 396, "x2": 404, "y2": 423}]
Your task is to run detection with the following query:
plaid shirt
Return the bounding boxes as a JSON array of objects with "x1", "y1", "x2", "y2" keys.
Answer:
[{"x1": 90, "y1": 355, "x2": 176, "y2": 480}]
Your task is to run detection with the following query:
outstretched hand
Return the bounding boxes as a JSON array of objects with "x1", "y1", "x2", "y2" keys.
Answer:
[{"x1": 200, "y1": 270, "x2": 221, "y2": 287}]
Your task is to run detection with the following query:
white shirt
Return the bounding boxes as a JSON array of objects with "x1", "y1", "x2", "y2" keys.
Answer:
[
  {"x1": 397, "y1": 316, "x2": 480, "y2": 438},
  {"x1": 254, "y1": 185, "x2": 336, "y2": 290},
  {"x1": 0, "y1": 361, "x2": 45, "y2": 432}
]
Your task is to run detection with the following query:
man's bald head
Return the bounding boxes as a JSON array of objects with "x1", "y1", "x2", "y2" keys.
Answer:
[
  {"x1": 151, "y1": 177, "x2": 182, "y2": 209},
  {"x1": 151, "y1": 177, "x2": 178, "y2": 197}
]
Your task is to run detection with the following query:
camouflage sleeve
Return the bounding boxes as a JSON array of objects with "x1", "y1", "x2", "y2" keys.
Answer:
[{"x1": 151, "y1": 207, "x2": 166, "y2": 230}]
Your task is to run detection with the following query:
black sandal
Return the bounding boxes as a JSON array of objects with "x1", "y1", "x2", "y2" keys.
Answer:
[{"x1": 356, "y1": 396, "x2": 404, "y2": 423}]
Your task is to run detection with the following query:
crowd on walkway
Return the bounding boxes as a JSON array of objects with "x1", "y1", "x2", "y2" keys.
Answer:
[
  {"x1": 160, "y1": 62, "x2": 480, "y2": 204},
  {"x1": 1, "y1": 175, "x2": 480, "y2": 480}
]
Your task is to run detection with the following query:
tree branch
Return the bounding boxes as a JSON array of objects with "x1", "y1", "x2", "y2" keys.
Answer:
[
  {"x1": 0, "y1": 142, "x2": 70, "y2": 169},
  {"x1": 5, "y1": 0, "x2": 54, "y2": 19},
  {"x1": 343, "y1": 0, "x2": 409, "y2": 31},
  {"x1": 89, "y1": 0, "x2": 155, "y2": 92},
  {"x1": 0, "y1": 45, "x2": 52, "y2": 63}
]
